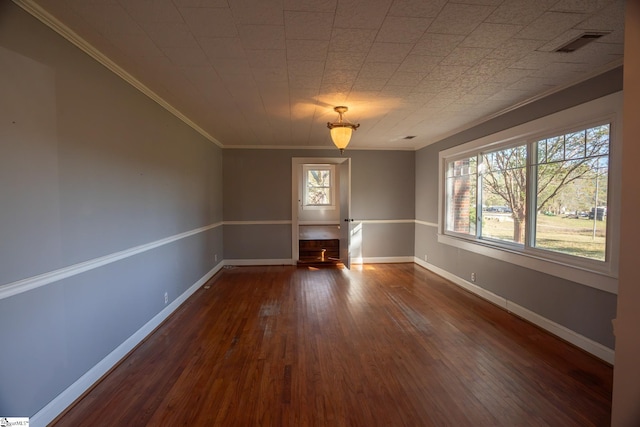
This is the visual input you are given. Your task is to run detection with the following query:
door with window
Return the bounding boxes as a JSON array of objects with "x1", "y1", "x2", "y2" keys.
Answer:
[{"x1": 291, "y1": 157, "x2": 351, "y2": 268}]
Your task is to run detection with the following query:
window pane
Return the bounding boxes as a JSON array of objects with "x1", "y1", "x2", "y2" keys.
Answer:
[
  {"x1": 480, "y1": 145, "x2": 526, "y2": 244},
  {"x1": 565, "y1": 131, "x2": 585, "y2": 159},
  {"x1": 547, "y1": 136, "x2": 565, "y2": 162},
  {"x1": 306, "y1": 169, "x2": 332, "y2": 205},
  {"x1": 586, "y1": 125, "x2": 610, "y2": 156},
  {"x1": 533, "y1": 125, "x2": 609, "y2": 261},
  {"x1": 445, "y1": 157, "x2": 477, "y2": 235},
  {"x1": 307, "y1": 187, "x2": 331, "y2": 205},
  {"x1": 308, "y1": 170, "x2": 330, "y2": 187},
  {"x1": 537, "y1": 141, "x2": 547, "y2": 164}
]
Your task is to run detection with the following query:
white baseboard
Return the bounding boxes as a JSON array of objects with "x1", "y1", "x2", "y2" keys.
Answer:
[
  {"x1": 223, "y1": 259, "x2": 295, "y2": 266},
  {"x1": 414, "y1": 257, "x2": 615, "y2": 365},
  {"x1": 505, "y1": 301, "x2": 615, "y2": 365},
  {"x1": 351, "y1": 256, "x2": 415, "y2": 265},
  {"x1": 222, "y1": 257, "x2": 414, "y2": 267},
  {"x1": 31, "y1": 257, "x2": 613, "y2": 427},
  {"x1": 220, "y1": 257, "x2": 414, "y2": 267},
  {"x1": 30, "y1": 262, "x2": 224, "y2": 427}
]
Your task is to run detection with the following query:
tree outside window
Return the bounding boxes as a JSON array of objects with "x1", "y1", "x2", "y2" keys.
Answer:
[
  {"x1": 304, "y1": 165, "x2": 334, "y2": 207},
  {"x1": 481, "y1": 144, "x2": 527, "y2": 244},
  {"x1": 444, "y1": 123, "x2": 610, "y2": 262},
  {"x1": 532, "y1": 124, "x2": 609, "y2": 260}
]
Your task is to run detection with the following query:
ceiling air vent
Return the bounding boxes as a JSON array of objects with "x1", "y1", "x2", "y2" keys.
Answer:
[{"x1": 554, "y1": 32, "x2": 610, "y2": 53}]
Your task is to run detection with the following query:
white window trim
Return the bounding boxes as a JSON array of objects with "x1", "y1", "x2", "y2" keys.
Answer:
[
  {"x1": 303, "y1": 164, "x2": 336, "y2": 210},
  {"x1": 438, "y1": 92, "x2": 622, "y2": 295}
]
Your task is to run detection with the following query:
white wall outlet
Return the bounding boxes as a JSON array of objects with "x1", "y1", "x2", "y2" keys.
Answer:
[
  {"x1": 424, "y1": 254, "x2": 428, "y2": 262},
  {"x1": 215, "y1": 254, "x2": 218, "y2": 262},
  {"x1": 164, "y1": 292, "x2": 168, "y2": 304},
  {"x1": 471, "y1": 272, "x2": 476, "y2": 282}
]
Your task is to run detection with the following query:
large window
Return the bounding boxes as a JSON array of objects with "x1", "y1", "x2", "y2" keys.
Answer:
[
  {"x1": 439, "y1": 93, "x2": 621, "y2": 292},
  {"x1": 445, "y1": 123, "x2": 610, "y2": 261},
  {"x1": 532, "y1": 125, "x2": 610, "y2": 261}
]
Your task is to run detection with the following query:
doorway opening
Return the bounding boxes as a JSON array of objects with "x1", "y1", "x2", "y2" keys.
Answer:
[{"x1": 292, "y1": 157, "x2": 351, "y2": 268}]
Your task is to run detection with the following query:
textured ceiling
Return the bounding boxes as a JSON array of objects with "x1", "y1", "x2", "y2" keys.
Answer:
[{"x1": 18, "y1": 0, "x2": 625, "y2": 150}]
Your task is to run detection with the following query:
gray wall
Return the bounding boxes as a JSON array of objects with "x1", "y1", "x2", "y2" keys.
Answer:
[
  {"x1": 415, "y1": 68, "x2": 623, "y2": 349},
  {"x1": 0, "y1": 3, "x2": 223, "y2": 416},
  {"x1": 0, "y1": 0, "x2": 621, "y2": 419},
  {"x1": 223, "y1": 149, "x2": 415, "y2": 260}
]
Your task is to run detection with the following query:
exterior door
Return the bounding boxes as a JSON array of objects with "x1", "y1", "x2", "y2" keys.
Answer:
[{"x1": 339, "y1": 159, "x2": 351, "y2": 269}]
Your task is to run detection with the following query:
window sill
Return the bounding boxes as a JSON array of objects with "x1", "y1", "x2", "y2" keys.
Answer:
[
  {"x1": 302, "y1": 205, "x2": 336, "y2": 211},
  {"x1": 437, "y1": 233, "x2": 618, "y2": 294}
]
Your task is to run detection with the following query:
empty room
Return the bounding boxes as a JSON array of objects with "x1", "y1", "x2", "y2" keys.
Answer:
[{"x1": 1, "y1": 1, "x2": 639, "y2": 426}]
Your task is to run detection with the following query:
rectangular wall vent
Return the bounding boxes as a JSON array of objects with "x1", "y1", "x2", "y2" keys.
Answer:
[{"x1": 555, "y1": 32, "x2": 610, "y2": 53}]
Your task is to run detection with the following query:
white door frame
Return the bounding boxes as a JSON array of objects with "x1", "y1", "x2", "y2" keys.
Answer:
[{"x1": 291, "y1": 157, "x2": 350, "y2": 264}]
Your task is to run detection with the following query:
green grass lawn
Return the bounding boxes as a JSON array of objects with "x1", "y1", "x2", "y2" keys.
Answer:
[{"x1": 482, "y1": 214, "x2": 606, "y2": 261}]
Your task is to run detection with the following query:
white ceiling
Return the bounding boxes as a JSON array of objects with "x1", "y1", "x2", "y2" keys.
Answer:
[{"x1": 20, "y1": 0, "x2": 624, "y2": 150}]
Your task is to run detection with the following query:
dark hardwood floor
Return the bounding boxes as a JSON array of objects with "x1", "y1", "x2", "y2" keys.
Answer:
[{"x1": 52, "y1": 264, "x2": 612, "y2": 426}]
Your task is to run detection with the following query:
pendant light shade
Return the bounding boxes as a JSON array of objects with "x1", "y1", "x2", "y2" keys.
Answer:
[
  {"x1": 327, "y1": 106, "x2": 359, "y2": 154},
  {"x1": 330, "y1": 126, "x2": 353, "y2": 151}
]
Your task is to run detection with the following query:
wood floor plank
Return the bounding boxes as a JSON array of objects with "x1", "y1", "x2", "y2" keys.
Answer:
[{"x1": 51, "y1": 264, "x2": 612, "y2": 426}]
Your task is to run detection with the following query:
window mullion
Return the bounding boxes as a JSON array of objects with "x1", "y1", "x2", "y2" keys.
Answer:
[
  {"x1": 525, "y1": 141, "x2": 536, "y2": 249},
  {"x1": 476, "y1": 154, "x2": 483, "y2": 239}
]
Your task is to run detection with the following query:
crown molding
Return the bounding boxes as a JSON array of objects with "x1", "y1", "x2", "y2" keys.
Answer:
[
  {"x1": 416, "y1": 59, "x2": 624, "y2": 151},
  {"x1": 12, "y1": 0, "x2": 623, "y2": 153},
  {"x1": 13, "y1": 0, "x2": 224, "y2": 148}
]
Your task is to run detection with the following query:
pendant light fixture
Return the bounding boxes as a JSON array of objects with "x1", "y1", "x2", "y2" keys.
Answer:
[{"x1": 327, "y1": 106, "x2": 360, "y2": 154}]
